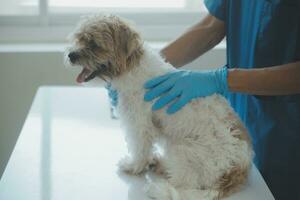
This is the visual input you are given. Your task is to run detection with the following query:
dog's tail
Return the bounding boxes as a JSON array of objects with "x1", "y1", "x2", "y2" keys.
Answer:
[{"x1": 144, "y1": 172, "x2": 220, "y2": 200}]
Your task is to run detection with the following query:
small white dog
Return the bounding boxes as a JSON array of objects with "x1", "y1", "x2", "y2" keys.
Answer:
[{"x1": 66, "y1": 14, "x2": 253, "y2": 200}]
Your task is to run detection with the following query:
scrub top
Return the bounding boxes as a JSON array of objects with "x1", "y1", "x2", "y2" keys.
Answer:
[{"x1": 204, "y1": 0, "x2": 300, "y2": 199}]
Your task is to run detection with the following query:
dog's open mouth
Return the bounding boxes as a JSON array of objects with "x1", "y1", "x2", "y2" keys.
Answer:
[
  {"x1": 76, "y1": 67, "x2": 92, "y2": 83},
  {"x1": 76, "y1": 65, "x2": 106, "y2": 83}
]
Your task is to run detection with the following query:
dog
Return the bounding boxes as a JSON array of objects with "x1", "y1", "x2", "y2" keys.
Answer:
[{"x1": 65, "y1": 14, "x2": 253, "y2": 200}]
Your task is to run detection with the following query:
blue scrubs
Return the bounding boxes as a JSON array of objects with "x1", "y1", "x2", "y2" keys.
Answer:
[{"x1": 205, "y1": 0, "x2": 300, "y2": 199}]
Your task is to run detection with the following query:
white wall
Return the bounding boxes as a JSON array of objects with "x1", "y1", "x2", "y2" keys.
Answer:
[{"x1": 0, "y1": 43, "x2": 225, "y2": 178}]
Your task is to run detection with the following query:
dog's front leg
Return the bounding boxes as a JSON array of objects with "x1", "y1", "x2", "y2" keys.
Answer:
[{"x1": 118, "y1": 128, "x2": 154, "y2": 175}]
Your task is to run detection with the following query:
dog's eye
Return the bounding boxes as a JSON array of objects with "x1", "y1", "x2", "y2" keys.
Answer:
[{"x1": 89, "y1": 40, "x2": 98, "y2": 49}]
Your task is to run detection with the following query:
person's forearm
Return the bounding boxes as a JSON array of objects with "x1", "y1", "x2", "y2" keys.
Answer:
[
  {"x1": 228, "y1": 61, "x2": 300, "y2": 95},
  {"x1": 160, "y1": 14, "x2": 225, "y2": 68}
]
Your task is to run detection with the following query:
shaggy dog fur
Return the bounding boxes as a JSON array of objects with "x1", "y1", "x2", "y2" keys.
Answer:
[{"x1": 65, "y1": 14, "x2": 253, "y2": 200}]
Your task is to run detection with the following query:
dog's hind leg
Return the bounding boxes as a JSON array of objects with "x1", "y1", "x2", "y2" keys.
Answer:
[
  {"x1": 144, "y1": 174, "x2": 180, "y2": 200},
  {"x1": 178, "y1": 189, "x2": 220, "y2": 200},
  {"x1": 144, "y1": 175, "x2": 219, "y2": 200}
]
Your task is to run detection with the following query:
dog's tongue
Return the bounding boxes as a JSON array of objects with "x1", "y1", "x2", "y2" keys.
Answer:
[{"x1": 76, "y1": 68, "x2": 90, "y2": 83}]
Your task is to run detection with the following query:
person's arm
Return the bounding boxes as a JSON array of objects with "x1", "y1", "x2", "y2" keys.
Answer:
[
  {"x1": 161, "y1": 14, "x2": 225, "y2": 68},
  {"x1": 228, "y1": 61, "x2": 300, "y2": 95},
  {"x1": 144, "y1": 62, "x2": 300, "y2": 114}
]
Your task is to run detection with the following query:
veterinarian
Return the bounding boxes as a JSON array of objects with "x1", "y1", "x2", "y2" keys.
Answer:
[
  {"x1": 108, "y1": 0, "x2": 300, "y2": 199},
  {"x1": 142, "y1": 1, "x2": 300, "y2": 199}
]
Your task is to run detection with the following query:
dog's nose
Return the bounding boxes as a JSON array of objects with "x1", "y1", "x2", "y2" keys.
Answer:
[{"x1": 68, "y1": 52, "x2": 79, "y2": 63}]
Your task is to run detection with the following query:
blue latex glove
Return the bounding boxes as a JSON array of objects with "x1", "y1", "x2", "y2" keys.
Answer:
[
  {"x1": 105, "y1": 84, "x2": 118, "y2": 107},
  {"x1": 144, "y1": 67, "x2": 228, "y2": 114}
]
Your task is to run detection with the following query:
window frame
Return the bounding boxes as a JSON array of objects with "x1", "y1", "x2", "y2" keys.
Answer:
[{"x1": 0, "y1": 0, "x2": 207, "y2": 42}]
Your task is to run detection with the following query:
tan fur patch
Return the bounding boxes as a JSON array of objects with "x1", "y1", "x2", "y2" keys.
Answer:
[
  {"x1": 224, "y1": 113, "x2": 252, "y2": 147},
  {"x1": 217, "y1": 165, "x2": 250, "y2": 198}
]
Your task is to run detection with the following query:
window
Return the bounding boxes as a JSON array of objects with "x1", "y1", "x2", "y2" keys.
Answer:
[
  {"x1": 0, "y1": 0, "x2": 207, "y2": 42},
  {"x1": 49, "y1": 0, "x2": 206, "y2": 13},
  {"x1": 0, "y1": 0, "x2": 38, "y2": 16}
]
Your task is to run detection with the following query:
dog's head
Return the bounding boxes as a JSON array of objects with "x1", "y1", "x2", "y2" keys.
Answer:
[{"x1": 65, "y1": 14, "x2": 143, "y2": 83}]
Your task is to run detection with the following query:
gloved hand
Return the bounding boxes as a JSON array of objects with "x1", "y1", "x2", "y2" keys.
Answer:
[
  {"x1": 105, "y1": 83, "x2": 118, "y2": 107},
  {"x1": 144, "y1": 67, "x2": 228, "y2": 114}
]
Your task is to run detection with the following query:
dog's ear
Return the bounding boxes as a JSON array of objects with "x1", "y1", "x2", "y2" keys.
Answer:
[
  {"x1": 119, "y1": 24, "x2": 141, "y2": 58},
  {"x1": 111, "y1": 21, "x2": 142, "y2": 74},
  {"x1": 106, "y1": 16, "x2": 143, "y2": 76}
]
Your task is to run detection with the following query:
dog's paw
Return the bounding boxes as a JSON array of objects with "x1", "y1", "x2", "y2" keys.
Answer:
[
  {"x1": 118, "y1": 156, "x2": 147, "y2": 175},
  {"x1": 144, "y1": 182, "x2": 174, "y2": 200}
]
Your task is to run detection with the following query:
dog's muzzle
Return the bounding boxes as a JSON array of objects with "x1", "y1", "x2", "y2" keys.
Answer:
[{"x1": 68, "y1": 52, "x2": 80, "y2": 64}]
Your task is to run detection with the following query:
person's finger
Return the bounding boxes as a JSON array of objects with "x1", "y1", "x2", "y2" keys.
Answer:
[
  {"x1": 152, "y1": 88, "x2": 181, "y2": 111},
  {"x1": 144, "y1": 72, "x2": 173, "y2": 89},
  {"x1": 144, "y1": 79, "x2": 175, "y2": 101},
  {"x1": 166, "y1": 95, "x2": 190, "y2": 114}
]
